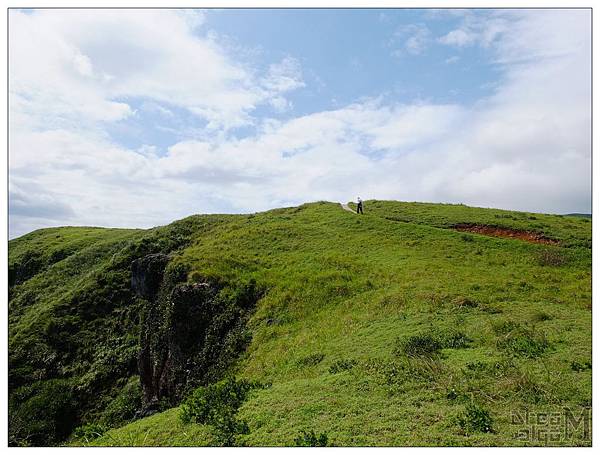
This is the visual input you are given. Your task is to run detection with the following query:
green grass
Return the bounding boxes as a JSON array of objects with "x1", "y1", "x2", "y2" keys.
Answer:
[
  {"x1": 9, "y1": 200, "x2": 591, "y2": 446},
  {"x1": 82, "y1": 408, "x2": 215, "y2": 446}
]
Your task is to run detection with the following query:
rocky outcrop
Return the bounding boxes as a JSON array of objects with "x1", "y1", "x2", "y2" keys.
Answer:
[
  {"x1": 132, "y1": 254, "x2": 260, "y2": 413},
  {"x1": 9, "y1": 249, "x2": 47, "y2": 287},
  {"x1": 131, "y1": 253, "x2": 170, "y2": 300},
  {"x1": 138, "y1": 282, "x2": 218, "y2": 408}
]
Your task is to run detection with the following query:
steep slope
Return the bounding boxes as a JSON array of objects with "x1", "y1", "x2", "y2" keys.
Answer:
[
  {"x1": 8, "y1": 201, "x2": 591, "y2": 446},
  {"x1": 8, "y1": 215, "x2": 238, "y2": 445}
]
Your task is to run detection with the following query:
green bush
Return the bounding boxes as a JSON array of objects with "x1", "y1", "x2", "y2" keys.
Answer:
[
  {"x1": 440, "y1": 330, "x2": 472, "y2": 349},
  {"x1": 8, "y1": 249, "x2": 46, "y2": 286},
  {"x1": 457, "y1": 402, "x2": 494, "y2": 434},
  {"x1": 496, "y1": 326, "x2": 549, "y2": 358},
  {"x1": 397, "y1": 334, "x2": 442, "y2": 357},
  {"x1": 73, "y1": 422, "x2": 107, "y2": 443},
  {"x1": 492, "y1": 319, "x2": 522, "y2": 335},
  {"x1": 9, "y1": 379, "x2": 77, "y2": 446},
  {"x1": 296, "y1": 353, "x2": 325, "y2": 368},
  {"x1": 99, "y1": 377, "x2": 143, "y2": 428},
  {"x1": 532, "y1": 311, "x2": 553, "y2": 322},
  {"x1": 537, "y1": 248, "x2": 567, "y2": 267},
  {"x1": 452, "y1": 296, "x2": 479, "y2": 308},
  {"x1": 511, "y1": 373, "x2": 550, "y2": 404},
  {"x1": 329, "y1": 358, "x2": 357, "y2": 374},
  {"x1": 395, "y1": 329, "x2": 471, "y2": 358},
  {"x1": 446, "y1": 387, "x2": 468, "y2": 401},
  {"x1": 180, "y1": 378, "x2": 258, "y2": 446},
  {"x1": 294, "y1": 429, "x2": 329, "y2": 446},
  {"x1": 571, "y1": 360, "x2": 592, "y2": 372}
]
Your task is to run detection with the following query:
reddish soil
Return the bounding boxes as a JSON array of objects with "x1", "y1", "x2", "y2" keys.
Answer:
[{"x1": 453, "y1": 223, "x2": 559, "y2": 245}]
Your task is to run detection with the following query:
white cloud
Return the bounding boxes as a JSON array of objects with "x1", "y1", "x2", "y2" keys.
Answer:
[
  {"x1": 269, "y1": 96, "x2": 292, "y2": 113},
  {"x1": 260, "y1": 56, "x2": 304, "y2": 113},
  {"x1": 72, "y1": 51, "x2": 94, "y2": 77},
  {"x1": 438, "y1": 11, "x2": 507, "y2": 49},
  {"x1": 262, "y1": 56, "x2": 305, "y2": 94},
  {"x1": 136, "y1": 144, "x2": 160, "y2": 158},
  {"x1": 9, "y1": 9, "x2": 303, "y2": 131},
  {"x1": 439, "y1": 28, "x2": 477, "y2": 47},
  {"x1": 8, "y1": 10, "x2": 591, "y2": 237},
  {"x1": 392, "y1": 24, "x2": 431, "y2": 56},
  {"x1": 140, "y1": 101, "x2": 174, "y2": 118}
]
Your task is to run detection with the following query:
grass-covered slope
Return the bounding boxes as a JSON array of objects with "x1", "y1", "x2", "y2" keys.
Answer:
[
  {"x1": 8, "y1": 201, "x2": 591, "y2": 446},
  {"x1": 8, "y1": 215, "x2": 234, "y2": 445}
]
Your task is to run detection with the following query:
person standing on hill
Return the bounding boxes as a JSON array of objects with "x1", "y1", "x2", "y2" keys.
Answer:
[{"x1": 356, "y1": 197, "x2": 364, "y2": 214}]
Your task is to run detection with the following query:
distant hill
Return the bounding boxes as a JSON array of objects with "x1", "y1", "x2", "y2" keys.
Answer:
[
  {"x1": 565, "y1": 213, "x2": 592, "y2": 219},
  {"x1": 8, "y1": 201, "x2": 591, "y2": 447}
]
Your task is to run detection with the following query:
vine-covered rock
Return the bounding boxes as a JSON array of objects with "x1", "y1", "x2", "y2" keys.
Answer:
[
  {"x1": 131, "y1": 253, "x2": 170, "y2": 301},
  {"x1": 135, "y1": 258, "x2": 260, "y2": 413}
]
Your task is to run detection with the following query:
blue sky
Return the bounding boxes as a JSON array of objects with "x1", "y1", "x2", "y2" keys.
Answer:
[
  {"x1": 208, "y1": 9, "x2": 500, "y2": 103},
  {"x1": 108, "y1": 9, "x2": 502, "y2": 154},
  {"x1": 8, "y1": 9, "x2": 592, "y2": 237}
]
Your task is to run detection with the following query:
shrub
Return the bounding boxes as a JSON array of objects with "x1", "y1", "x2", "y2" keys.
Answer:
[
  {"x1": 73, "y1": 422, "x2": 107, "y2": 443},
  {"x1": 480, "y1": 304, "x2": 502, "y2": 314},
  {"x1": 397, "y1": 334, "x2": 442, "y2": 358},
  {"x1": 406, "y1": 356, "x2": 447, "y2": 382},
  {"x1": 329, "y1": 358, "x2": 357, "y2": 374},
  {"x1": 446, "y1": 388, "x2": 459, "y2": 400},
  {"x1": 457, "y1": 402, "x2": 494, "y2": 434},
  {"x1": 571, "y1": 360, "x2": 592, "y2": 372},
  {"x1": 452, "y1": 296, "x2": 479, "y2": 309},
  {"x1": 496, "y1": 326, "x2": 549, "y2": 358},
  {"x1": 510, "y1": 373, "x2": 549, "y2": 404},
  {"x1": 395, "y1": 329, "x2": 472, "y2": 358},
  {"x1": 360, "y1": 357, "x2": 446, "y2": 388},
  {"x1": 381, "y1": 360, "x2": 409, "y2": 386},
  {"x1": 537, "y1": 249, "x2": 567, "y2": 267},
  {"x1": 8, "y1": 249, "x2": 46, "y2": 286},
  {"x1": 492, "y1": 319, "x2": 522, "y2": 335},
  {"x1": 465, "y1": 360, "x2": 488, "y2": 373},
  {"x1": 532, "y1": 311, "x2": 553, "y2": 323},
  {"x1": 441, "y1": 330, "x2": 472, "y2": 349},
  {"x1": 294, "y1": 429, "x2": 329, "y2": 447},
  {"x1": 180, "y1": 378, "x2": 258, "y2": 446},
  {"x1": 296, "y1": 353, "x2": 325, "y2": 368},
  {"x1": 9, "y1": 379, "x2": 77, "y2": 446},
  {"x1": 99, "y1": 377, "x2": 143, "y2": 428}
]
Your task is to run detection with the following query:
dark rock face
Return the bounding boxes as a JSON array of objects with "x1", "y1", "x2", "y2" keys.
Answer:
[
  {"x1": 9, "y1": 249, "x2": 46, "y2": 287},
  {"x1": 131, "y1": 253, "x2": 170, "y2": 300},
  {"x1": 133, "y1": 254, "x2": 259, "y2": 411},
  {"x1": 138, "y1": 282, "x2": 218, "y2": 407}
]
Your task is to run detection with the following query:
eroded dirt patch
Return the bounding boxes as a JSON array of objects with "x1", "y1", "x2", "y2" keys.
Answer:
[{"x1": 453, "y1": 223, "x2": 559, "y2": 245}]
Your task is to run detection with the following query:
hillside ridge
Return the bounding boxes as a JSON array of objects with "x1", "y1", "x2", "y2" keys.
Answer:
[{"x1": 8, "y1": 200, "x2": 591, "y2": 447}]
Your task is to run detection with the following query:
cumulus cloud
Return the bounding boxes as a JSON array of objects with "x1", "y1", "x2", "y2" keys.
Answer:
[
  {"x1": 262, "y1": 56, "x2": 305, "y2": 94},
  {"x1": 439, "y1": 28, "x2": 477, "y2": 47},
  {"x1": 438, "y1": 10, "x2": 507, "y2": 48},
  {"x1": 8, "y1": 9, "x2": 591, "y2": 238},
  {"x1": 9, "y1": 9, "x2": 302, "y2": 132}
]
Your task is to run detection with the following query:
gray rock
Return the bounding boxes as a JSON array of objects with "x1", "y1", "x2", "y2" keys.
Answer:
[{"x1": 130, "y1": 253, "x2": 170, "y2": 301}]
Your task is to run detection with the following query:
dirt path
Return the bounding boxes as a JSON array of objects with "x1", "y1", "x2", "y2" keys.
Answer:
[
  {"x1": 340, "y1": 203, "x2": 355, "y2": 214},
  {"x1": 453, "y1": 223, "x2": 559, "y2": 245}
]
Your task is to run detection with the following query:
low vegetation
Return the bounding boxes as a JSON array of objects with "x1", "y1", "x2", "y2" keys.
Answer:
[
  {"x1": 457, "y1": 402, "x2": 494, "y2": 435},
  {"x1": 180, "y1": 378, "x2": 261, "y2": 446},
  {"x1": 294, "y1": 429, "x2": 330, "y2": 446},
  {"x1": 8, "y1": 200, "x2": 591, "y2": 446}
]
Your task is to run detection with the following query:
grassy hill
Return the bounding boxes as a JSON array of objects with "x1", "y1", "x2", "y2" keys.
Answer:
[{"x1": 8, "y1": 201, "x2": 591, "y2": 446}]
